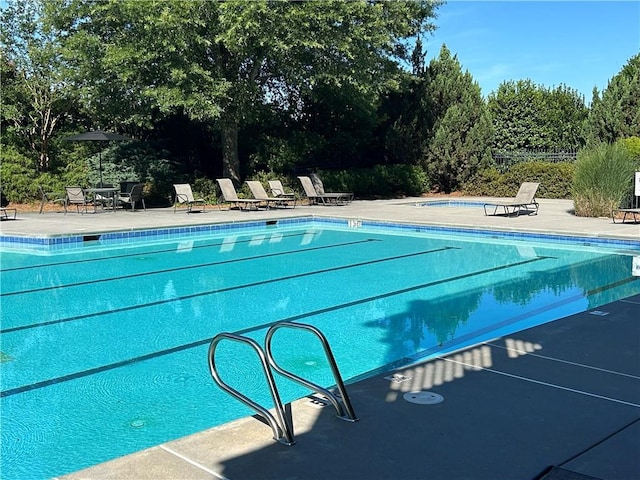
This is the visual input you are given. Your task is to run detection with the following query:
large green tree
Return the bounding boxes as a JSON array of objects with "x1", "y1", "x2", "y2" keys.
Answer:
[
  {"x1": 46, "y1": 0, "x2": 440, "y2": 183},
  {"x1": 587, "y1": 53, "x2": 640, "y2": 144},
  {"x1": 1, "y1": 0, "x2": 74, "y2": 172},
  {"x1": 422, "y1": 45, "x2": 493, "y2": 192},
  {"x1": 487, "y1": 80, "x2": 587, "y2": 151}
]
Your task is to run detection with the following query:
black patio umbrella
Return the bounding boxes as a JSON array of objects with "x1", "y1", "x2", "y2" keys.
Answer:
[{"x1": 64, "y1": 130, "x2": 133, "y2": 186}]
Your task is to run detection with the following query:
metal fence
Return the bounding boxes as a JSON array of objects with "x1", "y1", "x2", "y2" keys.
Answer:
[{"x1": 492, "y1": 149, "x2": 578, "y2": 166}]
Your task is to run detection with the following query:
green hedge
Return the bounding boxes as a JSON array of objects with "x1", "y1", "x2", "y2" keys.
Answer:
[
  {"x1": 462, "y1": 161, "x2": 575, "y2": 199},
  {"x1": 316, "y1": 164, "x2": 430, "y2": 198}
]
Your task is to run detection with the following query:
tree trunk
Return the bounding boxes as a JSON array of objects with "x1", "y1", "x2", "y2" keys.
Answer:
[{"x1": 221, "y1": 121, "x2": 240, "y2": 184}]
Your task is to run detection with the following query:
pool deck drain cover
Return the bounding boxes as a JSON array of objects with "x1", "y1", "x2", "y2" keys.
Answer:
[{"x1": 403, "y1": 391, "x2": 444, "y2": 405}]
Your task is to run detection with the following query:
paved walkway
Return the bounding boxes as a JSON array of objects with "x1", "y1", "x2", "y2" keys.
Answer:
[
  {"x1": 2, "y1": 197, "x2": 639, "y2": 240},
  {"x1": 2, "y1": 197, "x2": 639, "y2": 480}
]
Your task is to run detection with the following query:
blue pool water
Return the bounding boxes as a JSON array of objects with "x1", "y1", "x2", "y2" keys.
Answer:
[{"x1": 1, "y1": 219, "x2": 639, "y2": 479}]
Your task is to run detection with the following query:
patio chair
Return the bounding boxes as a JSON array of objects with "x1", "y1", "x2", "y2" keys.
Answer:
[
  {"x1": 64, "y1": 186, "x2": 92, "y2": 214},
  {"x1": 298, "y1": 175, "x2": 353, "y2": 206},
  {"x1": 120, "y1": 180, "x2": 140, "y2": 195},
  {"x1": 0, "y1": 187, "x2": 16, "y2": 220},
  {"x1": 483, "y1": 182, "x2": 540, "y2": 217},
  {"x1": 216, "y1": 178, "x2": 262, "y2": 211},
  {"x1": 38, "y1": 185, "x2": 66, "y2": 214},
  {"x1": 246, "y1": 180, "x2": 296, "y2": 209},
  {"x1": 118, "y1": 183, "x2": 146, "y2": 212},
  {"x1": 173, "y1": 183, "x2": 206, "y2": 213}
]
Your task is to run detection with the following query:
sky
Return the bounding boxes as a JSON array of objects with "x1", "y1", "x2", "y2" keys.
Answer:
[{"x1": 422, "y1": 1, "x2": 640, "y2": 101}]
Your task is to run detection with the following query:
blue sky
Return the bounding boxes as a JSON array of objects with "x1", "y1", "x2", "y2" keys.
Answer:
[{"x1": 423, "y1": 1, "x2": 640, "y2": 101}]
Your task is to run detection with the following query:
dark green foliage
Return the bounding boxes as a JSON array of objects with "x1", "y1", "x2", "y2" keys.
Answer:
[
  {"x1": 572, "y1": 142, "x2": 638, "y2": 217},
  {"x1": 420, "y1": 45, "x2": 494, "y2": 193},
  {"x1": 192, "y1": 177, "x2": 220, "y2": 204},
  {"x1": 488, "y1": 80, "x2": 588, "y2": 151},
  {"x1": 587, "y1": 54, "x2": 640, "y2": 144},
  {"x1": 317, "y1": 164, "x2": 429, "y2": 198},
  {"x1": 0, "y1": 146, "x2": 38, "y2": 202},
  {"x1": 463, "y1": 161, "x2": 575, "y2": 199}
]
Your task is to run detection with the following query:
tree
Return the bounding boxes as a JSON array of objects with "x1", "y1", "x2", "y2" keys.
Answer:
[
  {"x1": 1, "y1": 0, "x2": 73, "y2": 172},
  {"x1": 47, "y1": 0, "x2": 440, "y2": 183},
  {"x1": 381, "y1": 38, "x2": 432, "y2": 166},
  {"x1": 421, "y1": 45, "x2": 493, "y2": 192},
  {"x1": 487, "y1": 80, "x2": 587, "y2": 151},
  {"x1": 587, "y1": 53, "x2": 640, "y2": 144}
]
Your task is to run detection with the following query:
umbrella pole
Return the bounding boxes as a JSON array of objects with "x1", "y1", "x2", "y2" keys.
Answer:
[{"x1": 99, "y1": 151, "x2": 103, "y2": 186}]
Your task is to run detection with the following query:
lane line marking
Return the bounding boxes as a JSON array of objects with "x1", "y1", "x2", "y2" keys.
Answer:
[
  {"x1": 160, "y1": 445, "x2": 229, "y2": 480},
  {"x1": 442, "y1": 357, "x2": 640, "y2": 408},
  {"x1": 486, "y1": 343, "x2": 640, "y2": 380}
]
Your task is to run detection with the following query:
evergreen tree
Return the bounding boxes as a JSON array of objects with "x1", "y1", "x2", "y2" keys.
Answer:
[
  {"x1": 587, "y1": 54, "x2": 640, "y2": 144},
  {"x1": 421, "y1": 45, "x2": 493, "y2": 192}
]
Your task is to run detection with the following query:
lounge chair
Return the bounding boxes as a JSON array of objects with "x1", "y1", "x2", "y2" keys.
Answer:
[
  {"x1": 216, "y1": 178, "x2": 262, "y2": 211},
  {"x1": 612, "y1": 207, "x2": 640, "y2": 224},
  {"x1": 173, "y1": 183, "x2": 206, "y2": 213},
  {"x1": 118, "y1": 183, "x2": 146, "y2": 212},
  {"x1": 64, "y1": 186, "x2": 93, "y2": 214},
  {"x1": 38, "y1": 185, "x2": 65, "y2": 213},
  {"x1": 483, "y1": 182, "x2": 540, "y2": 217},
  {"x1": 246, "y1": 180, "x2": 296, "y2": 209},
  {"x1": 268, "y1": 180, "x2": 296, "y2": 200},
  {"x1": 0, "y1": 207, "x2": 16, "y2": 220},
  {"x1": 298, "y1": 175, "x2": 353, "y2": 206}
]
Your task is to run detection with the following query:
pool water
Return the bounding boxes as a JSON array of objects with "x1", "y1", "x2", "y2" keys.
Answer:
[{"x1": 1, "y1": 222, "x2": 639, "y2": 479}]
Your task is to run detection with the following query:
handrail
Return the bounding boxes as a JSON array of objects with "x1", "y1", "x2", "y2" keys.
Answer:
[
  {"x1": 265, "y1": 322, "x2": 358, "y2": 422},
  {"x1": 208, "y1": 333, "x2": 295, "y2": 445}
]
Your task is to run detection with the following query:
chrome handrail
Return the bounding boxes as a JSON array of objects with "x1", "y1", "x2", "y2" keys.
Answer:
[
  {"x1": 265, "y1": 322, "x2": 358, "y2": 422},
  {"x1": 208, "y1": 333, "x2": 295, "y2": 445}
]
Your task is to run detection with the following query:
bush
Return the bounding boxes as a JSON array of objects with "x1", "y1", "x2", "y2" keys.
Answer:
[
  {"x1": 620, "y1": 136, "x2": 640, "y2": 161},
  {"x1": 192, "y1": 177, "x2": 220, "y2": 204},
  {"x1": 0, "y1": 146, "x2": 38, "y2": 202},
  {"x1": 317, "y1": 164, "x2": 429, "y2": 198},
  {"x1": 463, "y1": 161, "x2": 574, "y2": 199},
  {"x1": 572, "y1": 142, "x2": 637, "y2": 217}
]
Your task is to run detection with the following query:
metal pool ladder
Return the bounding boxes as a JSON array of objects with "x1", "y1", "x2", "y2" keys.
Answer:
[{"x1": 208, "y1": 322, "x2": 358, "y2": 446}]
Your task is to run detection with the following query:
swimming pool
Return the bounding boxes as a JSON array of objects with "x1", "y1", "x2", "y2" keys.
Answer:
[{"x1": 1, "y1": 218, "x2": 639, "y2": 479}]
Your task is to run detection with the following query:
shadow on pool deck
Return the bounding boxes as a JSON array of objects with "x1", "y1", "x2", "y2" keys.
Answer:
[{"x1": 59, "y1": 294, "x2": 640, "y2": 480}]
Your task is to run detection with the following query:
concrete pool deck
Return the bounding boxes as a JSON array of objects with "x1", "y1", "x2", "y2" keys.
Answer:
[{"x1": 2, "y1": 197, "x2": 639, "y2": 480}]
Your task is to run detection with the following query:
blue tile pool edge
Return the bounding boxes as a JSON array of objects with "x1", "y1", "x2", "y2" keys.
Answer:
[{"x1": 1, "y1": 215, "x2": 639, "y2": 252}]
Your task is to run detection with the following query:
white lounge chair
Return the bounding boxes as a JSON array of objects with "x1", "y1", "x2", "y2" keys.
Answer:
[
  {"x1": 268, "y1": 180, "x2": 296, "y2": 200},
  {"x1": 216, "y1": 178, "x2": 262, "y2": 211},
  {"x1": 483, "y1": 182, "x2": 540, "y2": 217},
  {"x1": 247, "y1": 180, "x2": 296, "y2": 209},
  {"x1": 612, "y1": 207, "x2": 640, "y2": 224},
  {"x1": 298, "y1": 175, "x2": 353, "y2": 206},
  {"x1": 173, "y1": 183, "x2": 206, "y2": 213}
]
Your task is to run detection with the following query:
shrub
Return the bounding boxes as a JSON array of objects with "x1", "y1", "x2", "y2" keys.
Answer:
[
  {"x1": 317, "y1": 164, "x2": 429, "y2": 198},
  {"x1": 0, "y1": 146, "x2": 38, "y2": 202},
  {"x1": 620, "y1": 136, "x2": 640, "y2": 161},
  {"x1": 572, "y1": 142, "x2": 637, "y2": 216},
  {"x1": 192, "y1": 177, "x2": 220, "y2": 204},
  {"x1": 463, "y1": 161, "x2": 574, "y2": 199}
]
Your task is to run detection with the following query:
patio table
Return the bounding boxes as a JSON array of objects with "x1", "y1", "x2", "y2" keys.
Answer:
[{"x1": 84, "y1": 187, "x2": 119, "y2": 212}]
